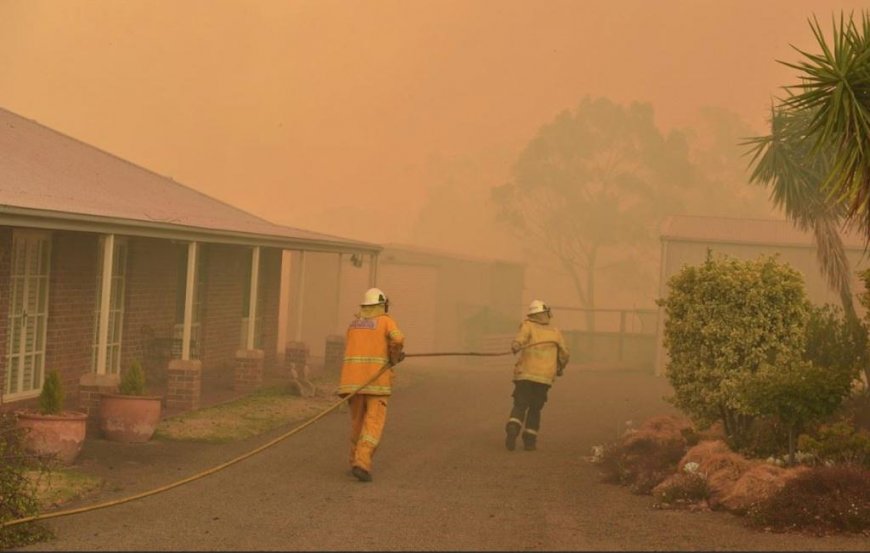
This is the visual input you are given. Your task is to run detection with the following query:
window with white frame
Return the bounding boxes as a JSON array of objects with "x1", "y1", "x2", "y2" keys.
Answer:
[
  {"x1": 240, "y1": 250, "x2": 264, "y2": 349},
  {"x1": 5, "y1": 231, "x2": 51, "y2": 399}
]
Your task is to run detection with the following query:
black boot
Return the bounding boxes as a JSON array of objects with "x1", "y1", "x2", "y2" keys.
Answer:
[
  {"x1": 522, "y1": 431, "x2": 537, "y2": 451},
  {"x1": 351, "y1": 466, "x2": 372, "y2": 482},
  {"x1": 505, "y1": 421, "x2": 521, "y2": 451}
]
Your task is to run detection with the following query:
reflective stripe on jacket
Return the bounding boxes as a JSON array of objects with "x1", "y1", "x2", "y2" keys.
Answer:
[
  {"x1": 512, "y1": 318, "x2": 569, "y2": 385},
  {"x1": 338, "y1": 307, "x2": 405, "y2": 396}
]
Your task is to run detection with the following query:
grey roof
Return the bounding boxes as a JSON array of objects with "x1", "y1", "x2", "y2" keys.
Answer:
[
  {"x1": 661, "y1": 215, "x2": 867, "y2": 250},
  {"x1": 0, "y1": 107, "x2": 380, "y2": 254}
]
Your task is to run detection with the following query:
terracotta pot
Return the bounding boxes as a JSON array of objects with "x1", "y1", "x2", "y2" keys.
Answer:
[
  {"x1": 98, "y1": 393, "x2": 163, "y2": 442},
  {"x1": 15, "y1": 410, "x2": 88, "y2": 465}
]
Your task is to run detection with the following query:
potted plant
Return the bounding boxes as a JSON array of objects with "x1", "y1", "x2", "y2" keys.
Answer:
[
  {"x1": 98, "y1": 359, "x2": 163, "y2": 442},
  {"x1": 15, "y1": 370, "x2": 88, "y2": 465}
]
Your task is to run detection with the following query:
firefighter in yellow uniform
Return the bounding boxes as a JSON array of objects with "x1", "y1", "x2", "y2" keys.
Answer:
[
  {"x1": 505, "y1": 300, "x2": 569, "y2": 451},
  {"x1": 337, "y1": 287, "x2": 405, "y2": 482}
]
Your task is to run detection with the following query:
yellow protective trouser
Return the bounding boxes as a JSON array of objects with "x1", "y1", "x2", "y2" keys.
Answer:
[{"x1": 348, "y1": 394, "x2": 389, "y2": 472}]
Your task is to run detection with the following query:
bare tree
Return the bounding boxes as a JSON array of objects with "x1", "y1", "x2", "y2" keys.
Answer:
[{"x1": 493, "y1": 97, "x2": 694, "y2": 329}]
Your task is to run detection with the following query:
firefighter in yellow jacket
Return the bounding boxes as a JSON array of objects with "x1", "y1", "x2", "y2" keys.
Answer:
[
  {"x1": 505, "y1": 299, "x2": 569, "y2": 451},
  {"x1": 337, "y1": 287, "x2": 405, "y2": 482}
]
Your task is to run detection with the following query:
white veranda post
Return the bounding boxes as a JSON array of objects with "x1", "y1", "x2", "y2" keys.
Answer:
[
  {"x1": 247, "y1": 246, "x2": 261, "y2": 350},
  {"x1": 96, "y1": 234, "x2": 115, "y2": 375},
  {"x1": 182, "y1": 241, "x2": 198, "y2": 361},
  {"x1": 294, "y1": 250, "x2": 306, "y2": 343}
]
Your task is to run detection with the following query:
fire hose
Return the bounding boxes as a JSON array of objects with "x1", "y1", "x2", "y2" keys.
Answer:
[{"x1": 1, "y1": 340, "x2": 559, "y2": 529}]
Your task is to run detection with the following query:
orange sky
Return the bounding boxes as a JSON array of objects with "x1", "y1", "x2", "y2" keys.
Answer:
[{"x1": 0, "y1": 0, "x2": 866, "y2": 247}]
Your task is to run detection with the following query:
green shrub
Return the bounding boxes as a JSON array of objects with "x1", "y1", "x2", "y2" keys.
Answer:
[
  {"x1": 804, "y1": 304, "x2": 867, "y2": 375},
  {"x1": 657, "y1": 251, "x2": 811, "y2": 444},
  {"x1": 746, "y1": 465, "x2": 870, "y2": 535},
  {"x1": 0, "y1": 413, "x2": 53, "y2": 548},
  {"x1": 119, "y1": 359, "x2": 146, "y2": 396},
  {"x1": 839, "y1": 392, "x2": 870, "y2": 432},
  {"x1": 799, "y1": 421, "x2": 870, "y2": 468},
  {"x1": 733, "y1": 359, "x2": 855, "y2": 464},
  {"x1": 37, "y1": 371, "x2": 64, "y2": 415}
]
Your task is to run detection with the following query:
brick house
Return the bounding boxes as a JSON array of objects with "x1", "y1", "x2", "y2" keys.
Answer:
[{"x1": 0, "y1": 107, "x2": 380, "y2": 426}]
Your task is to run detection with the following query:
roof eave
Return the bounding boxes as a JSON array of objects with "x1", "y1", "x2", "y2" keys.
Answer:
[
  {"x1": 660, "y1": 234, "x2": 869, "y2": 252},
  {"x1": 0, "y1": 206, "x2": 382, "y2": 255}
]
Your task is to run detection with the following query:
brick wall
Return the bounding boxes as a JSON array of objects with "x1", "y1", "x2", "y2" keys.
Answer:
[
  {"x1": 120, "y1": 237, "x2": 180, "y2": 376},
  {"x1": 199, "y1": 245, "x2": 281, "y2": 371},
  {"x1": 0, "y1": 230, "x2": 287, "y2": 413},
  {"x1": 200, "y1": 243, "x2": 246, "y2": 371},
  {"x1": 259, "y1": 248, "x2": 281, "y2": 368},
  {"x1": 45, "y1": 231, "x2": 100, "y2": 407}
]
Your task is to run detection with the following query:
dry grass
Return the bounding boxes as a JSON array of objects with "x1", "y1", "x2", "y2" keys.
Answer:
[
  {"x1": 154, "y1": 384, "x2": 337, "y2": 443},
  {"x1": 25, "y1": 469, "x2": 103, "y2": 510},
  {"x1": 721, "y1": 462, "x2": 808, "y2": 513},
  {"x1": 599, "y1": 414, "x2": 695, "y2": 494},
  {"x1": 652, "y1": 472, "x2": 710, "y2": 509},
  {"x1": 746, "y1": 465, "x2": 870, "y2": 535}
]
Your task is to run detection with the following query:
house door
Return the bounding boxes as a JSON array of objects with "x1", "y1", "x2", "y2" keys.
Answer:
[{"x1": 5, "y1": 231, "x2": 51, "y2": 399}]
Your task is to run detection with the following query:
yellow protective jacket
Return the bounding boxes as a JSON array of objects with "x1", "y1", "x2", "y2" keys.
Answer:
[
  {"x1": 511, "y1": 315, "x2": 569, "y2": 386},
  {"x1": 338, "y1": 305, "x2": 405, "y2": 396}
]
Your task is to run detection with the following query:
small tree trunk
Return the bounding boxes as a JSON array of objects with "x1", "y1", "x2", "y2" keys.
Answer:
[
  {"x1": 719, "y1": 405, "x2": 732, "y2": 437},
  {"x1": 788, "y1": 425, "x2": 796, "y2": 466},
  {"x1": 841, "y1": 305, "x2": 870, "y2": 388}
]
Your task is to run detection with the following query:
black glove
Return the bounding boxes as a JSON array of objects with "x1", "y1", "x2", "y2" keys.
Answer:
[{"x1": 389, "y1": 344, "x2": 406, "y2": 366}]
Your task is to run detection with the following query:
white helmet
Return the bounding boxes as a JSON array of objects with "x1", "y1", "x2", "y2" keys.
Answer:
[
  {"x1": 527, "y1": 299, "x2": 550, "y2": 316},
  {"x1": 361, "y1": 287, "x2": 388, "y2": 306}
]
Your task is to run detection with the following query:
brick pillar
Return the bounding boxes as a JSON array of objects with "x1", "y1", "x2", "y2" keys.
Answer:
[
  {"x1": 324, "y1": 335, "x2": 345, "y2": 375},
  {"x1": 167, "y1": 359, "x2": 202, "y2": 412},
  {"x1": 78, "y1": 373, "x2": 120, "y2": 436},
  {"x1": 235, "y1": 349, "x2": 264, "y2": 392}
]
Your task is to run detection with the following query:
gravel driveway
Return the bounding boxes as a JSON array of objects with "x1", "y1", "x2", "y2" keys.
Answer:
[{"x1": 21, "y1": 360, "x2": 870, "y2": 551}]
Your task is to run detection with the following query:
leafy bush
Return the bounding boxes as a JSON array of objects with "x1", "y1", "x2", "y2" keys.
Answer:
[
  {"x1": 804, "y1": 304, "x2": 867, "y2": 376},
  {"x1": 0, "y1": 413, "x2": 53, "y2": 548},
  {"x1": 119, "y1": 359, "x2": 146, "y2": 396},
  {"x1": 746, "y1": 465, "x2": 870, "y2": 535},
  {"x1": 733, "y1": 359, "x2": 855, "y2": 463},
  {"x1": 839, "y1": 392, "x2": 870, "y2": 432},
  {"x1": 799, "y1": 421, "x2": 870, "y2": 467},
  {"x1": 38, "y1": 371, "x2": 64, "y2": 415},
  {"x1": 658, "y1": 251, "x2": 810, "y2": 443}
]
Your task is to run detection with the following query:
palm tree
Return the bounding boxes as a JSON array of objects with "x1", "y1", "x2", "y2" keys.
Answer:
[
  {"x1": 746, "y1": 107, "x2": 857, "y2": 321},
  {"x1": 775, "y1": 12, "x2": 870, "y2": 239},
  {"x1": 746, "y1": 11, "x2": 870, "y2": 386}
]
